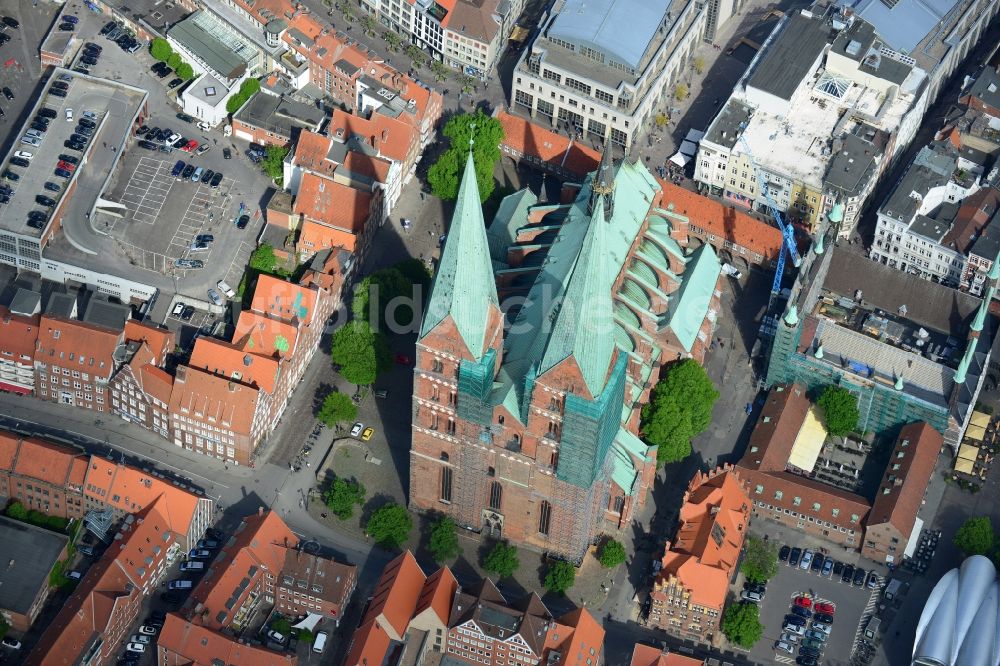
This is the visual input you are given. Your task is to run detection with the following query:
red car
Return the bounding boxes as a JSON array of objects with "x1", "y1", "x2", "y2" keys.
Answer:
[
  {"x1": 181, "y1": 139, "x2": 198, "y2": 153},
  {"x1": 57, "y1": 161, "x2": 76, "y2": 172},
  {"x1": 394, "y1": 354, "x2": 412, "y2": 365},
  {"x1": 794, "y1": 596, "x2": 812, "y2": 609},
  {"x1": 814, "y1": 602, "x2": 835, "y2": 615}
]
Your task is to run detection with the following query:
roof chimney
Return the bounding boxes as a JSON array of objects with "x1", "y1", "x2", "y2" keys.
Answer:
[
  {"x1": 381, "y1": 129, "x2": 389, "y2": 142},
  {"x1": 258, "y1": 506, "x2": 265, "y2": 516}
]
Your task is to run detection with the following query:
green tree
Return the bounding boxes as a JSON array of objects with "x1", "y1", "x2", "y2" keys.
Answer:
[
  {"x1": 427, "y1": 110, "x2": 504, "y2": 202},
  {"x1": 331, "y1": 321, "x2": 392, "y2": 385},
  {"x1": 641, "y1": 359, "x2": 719, "y2": 464},
  {"x1": 353, "y1": 267, "x2": 413, "y2": 326},
  {"x1": 598, "y1": 538, "x2": 627, "y2": 569},
  {"x1": 817, "y1": 386, "x2": 860, "y2": 437},
  {"x1": 150, "y1": 38, "x2": 173, "y2": 62},
  {"x1": 317, "y1": 392, "x2": 357, "y2": 428},
  {"x1": 955, "y1": 516, "x2": 994, "y2": 556},
  {"x1": 226, "y1": 78, "x2": 261, "y2": 114},
  {"x1": 460, "y1": 74, "x2": 477, "y2": 94},
  {"x1": 482, "y1": 541, "x2": 519, "y2": 578},
  {"x1": 543, "y1": 560, "x2": 576, "y2": 594},
  {"x1": 323, "y1": 478, "x2": 366, "y2": 520},
  {"x1": 722, "y1": 603, "x2": 764, "y2": 648},
  {"x1": 427, "y1": 516, "x2": 461, "y2": 561},
  {"x1": 261, "y1": 145, "x2": 290, "y2": 186},
  {"x1": 430, "y1": 60, "x2": 450, "y2": 81},
  {"x1": 394, "y1": 258, "x2": 433, "y2": 290},
  {"x1": 167, "y1": 52, "x2": 183, "y2": 71},
  {"x1": 655, "y1": 113, "x2": 669, "y2": 128},
  {"x1": 176, "y1": 62, "x2": 195, "y2": 80},
  {"x1": 297, "y1": 628, "x2": 314, "y2": 643},
  {"x1": 383, "y1": 30, "x2": 403, "y2": 52},
  {"x1": 692, "y1": 56, "x2": 705, "y2": 74},
  {"x1": 406, "y1": 44, "x2": 426, "y2": 69},
  {"x1": 271, "y1": 618, "x2": 292, "y2": 634},
  {"x1": 249, "y1": 242, "x2": 278, "y2": 274},
  {"x1": 741, "y1": 536, "x2": 779, "y2": 584},
  {"x1": 5, "y1": 501, "x2": 27, "y2": 521},
  {"x1": 674, "y1": 83, "x2": 689, "y2": 100},
  {"x1": 360, "y1": 14, "x2": 377, "y2": 36},
  {"x1": 366, "y1": 503, "x2": 413, "y2": 549}
]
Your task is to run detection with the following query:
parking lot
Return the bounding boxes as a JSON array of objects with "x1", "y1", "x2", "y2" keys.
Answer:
[{"x1": 749, "y1": 549, "x2": 880, "y2": 665}]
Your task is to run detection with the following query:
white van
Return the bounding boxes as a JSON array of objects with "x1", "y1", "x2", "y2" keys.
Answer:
[
  {"x1": 168, "y1": 579, "x2": 193, "y2": 590},
  {"x1": 312, "y1": 631, "x2": 328, "y2": 654},
  {"x1": 180, "y1": 561, "x2": 205, "y2": 572}
]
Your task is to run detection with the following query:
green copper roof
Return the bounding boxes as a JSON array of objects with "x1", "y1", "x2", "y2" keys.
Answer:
[
  {"x1": 420, "y1": 152, "x2": 499, "y2": 358},
  {"x1": 539, "y1": 195, "x2": 617, "y2": 396},
  {"x1": 828, "y1": 203, "x2": 844, "y2": 224},
  {"x1": 971, "y1": 294, "x2": 989, "y2": 332},
  {"x1": 955, "y1": 339, "x2": 976, "y2": 384},
  {"x1": 486, "y1": 189, "x2": 538, "y2": 263},
  {"x1": 784, "y1": 304, "x2": 799, "y2": 327},
  {"x1": 666, "y1": 244, "x2": 721, "y2": 352}
]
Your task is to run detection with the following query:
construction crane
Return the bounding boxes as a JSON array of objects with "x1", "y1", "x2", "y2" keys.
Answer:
[{"x1": 736, "y1": 124, "x2": 802, "y2": 294}]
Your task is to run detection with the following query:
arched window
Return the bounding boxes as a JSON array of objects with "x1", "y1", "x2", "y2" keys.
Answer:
[
  {"x1": 538, "y1": 501, "x2": 551, "y2": 535},
  {"x1": 440, "y1": 451, "x2": 449, "y2": 461},
  {"x1": 488, "y1": 481, "x2": 502, "y2": 511},
  {"x1": 440, "y1": 468, "x2": 452, "y2": 502}
]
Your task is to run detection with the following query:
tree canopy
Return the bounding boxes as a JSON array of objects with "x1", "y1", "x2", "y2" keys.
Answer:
[
  {"x1": 483, "y1": 541, "x2": 519, "y2": 578},
  {"x1": 353, "y1": 267, "x2": 414, "y2": 329},
  {"x1": 226, "y1": 78, "x2": 261, "y2": 114},
  {"x1": 331, "y1": 321, "x2": 392, "y2": 385},
  {"x1": 323, "y1": 478, "x2": 365, "y2": 520},
  {"x1": 740, "y1": 536, "x2": 778, "y2": 584},
  {"x1": 150, "y1": 38, "x2": 172, "y2": 62},
  {"x1": 427, "y1": 111, "x2": 504, "y2": 202},
  {"x1": 427, "y1": 516, "x2": 461, "y2": 561},
  {"x1": 176, "y1": 62, "x2": 195, "y2": 80},
  {"x1": 955, "y1": 516, "x2": 994, "y2": 556},
  {"x1": 721, "y1": 602, "x2": 764, "y2": 648},
  {"x1": 598, "y1": 538, "x2": 627, "y2": 569},
  {"x1": 317, "y1": 392, "x2": 357, "y2": 428},
  {"x1": 817, "y1": 386, "x2": 860, "y2": 437},
  {"x1": 366, "y1": 503, "x2": 412, "y2": 549},
  {"x1": 544, "y1": 560, "x2": 576, "y2": 594},
  {"x1": 167, "y1": 52, "x2": 183, "y2": 71},
  {"x1": 249, "y1": 243, "x2": 278, "y2": 274},
  {"x1": 641, "y1": 359, "x2": 719, "y2": 464},
  {"x1": 261, "y1": 145, "x2": 290, "y2": 187}
]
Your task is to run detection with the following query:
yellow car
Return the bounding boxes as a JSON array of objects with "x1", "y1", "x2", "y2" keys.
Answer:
[{"x1": 361, "y1": 427, "x2": 375, "y2": 442}]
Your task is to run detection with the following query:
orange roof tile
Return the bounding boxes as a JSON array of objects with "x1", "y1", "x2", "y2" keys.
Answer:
[
  {"x1": 292, "y1": 131, "x2": 336, "y2": 177},
  {"x1": 251, "y1": 274, "x2": 319, "y2": 324},
  {"x1": 740, "y1": 384, "x2": 810, "y2": 471},
  {"x1": 83, "y1": 458, "x2": 203, "y2": 538},
  {"x1": 657, "y1": 181, "x2": 784, "y2": 262},
  {"x1": 26, "y1": 500, "x2": 173, "y2": 665},
  {"x1": 0, "y1": 431, "x2": 22, "y2": 471},
  {"x1": 414, "y1": 567, "x2": 459, "y2": 625},
  {"x1": 343, "y1": 618, "x2": 391, "y2": 666},
  {"x1": 13, "y1": 437, "x2": 86, "y2": 488},
  {"x1": 123, "y1": 320, "x2": 174, "y2": 364},
  {"x1": 234, "y1": 310, "x2": 300, "y2": 358},
  {"x1": 169, "y1": 365, "x2": 261, "y2": 435},
  {"x1": 342, "y1": 151, "x2": 392, "y2": 183},
  {"x1": 545, "y1": 607, "x2": 605, "y2": 666},
  {"x1": 299, "y1": 219, "x2": 361, "y2": 254},
  {"x1": 137, "y1": 363, "x2": 174, "y2": 406},
  {"x1": 188, "y1": 336, "x2": 280, "y2": 394},
  {"x1": 329, "y1": 108, "x2": 416, "y2": 163},
  {"x1": 868, "y1": 422, "x2": 942, "y2": 537},
  {"x1": 496, "y1": 109, "x2": 601, "y2": 177},
  {"x1": 294, "y1": 172, "x2": 372, "y2": 233},
  {"x1": 158, "y1": 613, "x2": 297, "y2": 666},
  {"x1": 630, "y1": 643, "x2": 704, "y2": 666},
  {"x1": 366, "y1": 550, "x2": 427, "y2": 637},
  {"x1": 190, "y1": 510, "x2": 296, "y2": 630},
  {"x1": 0, "y1": 306, "x2": 39, "y2": 360},
  {"x1": 36, "y1": 315, "x2": 121, "y2": 379}
]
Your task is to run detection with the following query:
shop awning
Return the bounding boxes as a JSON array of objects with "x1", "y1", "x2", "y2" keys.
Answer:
[
  {"x1": 966, "y1": 423, "x2": 987, "y2": 441},
  {"x1": 292, "y1": 612, "x2": 324, "y2": 631},
  {"x1": 787, "y1": 406, "x2": 828, "y2": 474},
  {"x1": 684, "y1": 128, "x2": 705, "y2": 143},
  {"x1": 0, "y1": 381, "x2": 31, "y2": 395},
  {"x1": 971, "y1": 411, "x2": 991, "y2": 428},
  {"x1": 669, "y1": 152, "x2": 690, "y2": 167},
  {"x1": 679, "y1": 140, "x2": 698, "y2": 156},
  {"x1": 958, "y1": 443, "x2": 980, "y2": 462},
  {"x1": 955, "y1": 457, "x2": 976, "y2": 474}
]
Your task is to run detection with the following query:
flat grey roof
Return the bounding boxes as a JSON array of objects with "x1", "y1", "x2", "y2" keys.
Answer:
[
  {"x1": 10, "y1": 289, "x2": 40, "y2": 316},
  {"x1": 851, "y1": 0, "x2": 960, "y2": 55},
  {"x1": 83, "y1": 297, "x2": 130, "y2": 331},
  {"x1": 823, "y1": 132, "x2": 880, "y2": 196},
  {"x1": 546, "y1": 0, "x2": 671, "y2": 70},
  {"x1": 746, "y1": 13, "x2": 829, "y2": 101},
  {"x1": 233, "y1": 93, "x2": 325, "y2": 139},
  {"x1": 704, "y1": 100, "x2": 753, "y2": 150},
  {"x1": 971, "y1": 219, "x2": 1000, "y2": 260},
  {"x1": 969, "y1": 67, "x2": 1000, "y2": 110},
  {"x1": 0, "y1": 516, "x2": 68, "y2": 615},
  {"x1": 168, "y1": 11, "x2": 249, "y2": 80},
  {"x1": 910, "y1": 212, "x2": 951, "y2": 243},
  {"x1": 881, "y1": 143, "x2": 957, "y2": 222}
]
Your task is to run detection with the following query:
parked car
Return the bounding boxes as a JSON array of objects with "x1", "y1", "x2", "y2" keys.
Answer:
[
  {"x1": 814, "y1": 613, "x2": 834, "y2": 625},
  {"x1": 125, "y1": 643, "x2": 145, "y2": 653},
  {"x1": 3, "y1": 171, "x2": 18, "y2": 181},
  {"x1": 44, "y1": 181, "x2": 60, "y2": 192},
  {"x1": 799, "y1": 549, "x2": 813, "y2": 570},
  {"x1": 783, "y1": 622, "x2": 805, "y2": 635},
  {"x1": 180, "y1": 305, "x2": 194, "y2": 321},
  {"x1": 810, "y1": 553, "x2": 824, "y2": 572},
  {"x1": 362, "y1": 427, "x2": 375, "y2": 441},
  {"x1": 58, "y1": 154, "x2": 79, "y2": 165},
  {"x1": 853, "y1": 567, "x2": 867, "y2": 586},
  {"x1": 181, "y1": 164, "x2": 196, "y2": 179},
  {"x1": 196, "y1": 144, "x2": 212, "y2": 156},
  {"x1": 866, "y1": 571, "x2": 880, "y2": 589},
  {"x1": 50, "y1": 88, "x2": 67, "y2": 98},
  {"x1": 236, "y1": 214, "x2": 250, "y2": 229},
  {"x1": 191, "y1": 166, "x2": 203, "y2": 182},
  {"x1": 189, "y1": 241, "x2": 209, "y2": 252},
  {"x1": 54, "y1": 168, "x2": 72, "y2": 179},
  {"x1": 821, "y1": 558, "x2": 834, "y2": 577},
  {"x1": 35, "y1": 195, "x2": 56, "y2": 207},
  {"x1": 842, "y1": 564, "x2": 855, "y2": 584},
  {"x1": 804, "y1": 629, "x2": 827, "y2": 643},
  {"x1": 167, "y1": 579, "x2": 193, "y2": 590},
  {"x1": 814, "y1": 602, "x2": 835, "y2": 615},
  {"x1": 790, "y1": 606, "x2": 811, "y2": 620},
  {"x1": 171, "y1": 160, "x2": 185, "y2": 178},
  {"x1": 789, "y1": 547, "x2": 802, "y2": 567},
  {"x1": 174, "y1": 258, "x2": 203, "y2": 269},
  {"x1": 210, "y1": 171, "x2": 223, "y2": 188},
  {"x1": 10, "y1": 157, "x2": 28, "y2": 168},
  {"x1": 189, "y1": 549, "x2": 212, "y2": 559},
  {"x1": 2, "y1": 16, "x2": 20, "y2": 29},
  {"x1": 740, "y1": 591, "x2": 762, "y2": 603},
  {"x1": 811, "y1": 622, "x2": 832, "y2": 635},
  {"x1": 171, "y1": 302, "x2": 185, "y2": 317},
  {"x1": 832, "y1": 561, "x2": 844, "y2": 577},
  {"x1": 217, "y1": 280, "x2": 235, "y2": 298},
  {"x1": 197, "y1": 538, "x2": 219, "y2": 549},
  {"x1": 168, "y1": 78, "x2": 183, "y2": 89},
  {"x1": 138, "y1": 140, "x2": 158, "y2": 150},
  {"x1": 801, "y1": 638, "x2": 825, "y2": 651},
  {"x1": 1, "y1": 87, "x2": 12, "y2": 101},
  {"x1": 267, "y1": 630, "x2": 286, "y2": 644},
  {"x1": 798, "y1": 647, "x2": 821, "y2": 659},
  {"x1": 796, "y1": 657, "x2": 818, "y2": 666},
  {"x1": 177, "y1": 112, "x2": 195, "y2": 123},
  {"x1": 129, "y1": 635, "x2": 151, "y2": 645},
  {"x1": 351, "y1": 422, "x2": 364, "y2": 437},
  {"x1": 794, "y1": 596, "x2": 812, "y2": 609},
  {"x1": 0, "y1": 637, "x2": 21, "y2": 649},
  {"x1": 780, "y1": 632, "x2": 800, "y2": 645},
  {"x1": 180, "y1": 561, "x2": 205, "y2": 572},
  {"x1": 779, "y1": 545, "x2": 790, "y2": 562},
  {"x1": 200, "y1": 169, "x2": 214, "y2": 184},
  {"x1": 38, "y1": 107, "x2": 57, "y2": 119},
  {"x1": 138, "y1": 625, "x2": 158, "y2": 636},
  {"x1": 775, "y1": 641, "x2": 793, "y2": 655},
  {"x1": 223, "y1": 147, "x2": 232, "y2": 160}
]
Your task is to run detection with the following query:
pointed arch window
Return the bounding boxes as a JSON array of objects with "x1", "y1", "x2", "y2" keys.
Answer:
[
  {"x1": 538, "y1": 501, "x2": 552, "y2": 535},
  {"x1": 488, "y1": 481, "x2": 503, "y2": 511}
]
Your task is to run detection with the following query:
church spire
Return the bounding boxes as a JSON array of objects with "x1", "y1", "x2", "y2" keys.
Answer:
[
  {"x1": 588, "y1": 142, "x2": 616, "y2": 218},
  {"x1": 419, "y1": 151, "x2": 499, "y2": 358}
]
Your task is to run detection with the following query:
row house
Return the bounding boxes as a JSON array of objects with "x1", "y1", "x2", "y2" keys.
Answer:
[
  {"x1": 34, "y1": 315, "x2": 124, "y2": 412},
  {"x1": 293, "y1": 172, "x2": 378, "y2": 259},
  {"x1": 649, "y1": 467, "x2": 749, "y2": 644},
  {"x1": 345, "y1": 550, "x2": 604, "y2": 666},
  {"x1": 25, "y1": 498, "x2": 177, "y2": 665},
  {"x1": 0, "y1": 306, "x2": 39, "y2": 395},
  {"x1": 276, "y1": 547, "x2": 356, "y2": 622},
  {"x1": 109, "y1": 321, "x2": 176, "y2": 439},
  {"x1": 0, "y1": 432, "x2": 88, "y2": 520}
]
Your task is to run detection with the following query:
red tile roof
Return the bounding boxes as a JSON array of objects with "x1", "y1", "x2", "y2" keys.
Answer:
[
  {"x1": 0, "y1": 306, "x2": 39, "y2": 360},
  {"x1": 740, "y1": 384, "x2": 811, "y2": 471},
  {"x1": 545, "y1": 607, "x2": 605, "y2": 666},
  {"x1": 657, "y1": 181, "x2": 784, "y2": 262},
  {"x1": 123, "y1": 320, "x2": 174, "y2": 364},
  {"x1": 292, "y1": 130, "x2": 336, "y2": 177},
  {"x1": 233, "y1": 310, "x2": 300, "y2": 359},
  {"x1": 294, "y1": 172, "x2": 372, "y2": 234},
  {"x1": 188, "y1": 336, "x2": 280, "y2": 394},
  {"x1": 36, "y1": 315, "x2": 121, "y2": 379},
  {"x1": 495, "y1": 109, "x2": 601, "y2": 177},
  {"x1": 414, "y1": 566, "x2": 458, "y2": 625},
  {"x1": 189, "y1": 509, "x2": 296, "y2": 630},
  {"x1": 942, "y1": 187, "x2": 1000, "y2": 254},
  {"x1": 169, "y1": 365, "x2": 261, "y2": 435},
  {"x1": 13, "y1": 436, "x2": 87, "y2": 488},
  {"x1": 867, "y1": 422, "x2": 942, "y2": 536},
  {"x1": 630, "y1": 643, "x2": 704, "y2": 666},
  {"x1": 329, "y1": 108, "x2": 416, "y2": 163},
  {"x1": 251, "y1": 274, "x2": 319, "y2": 324},
  {"x1": 158, "y1": 613, "x2": 296, "y2": 666}
]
